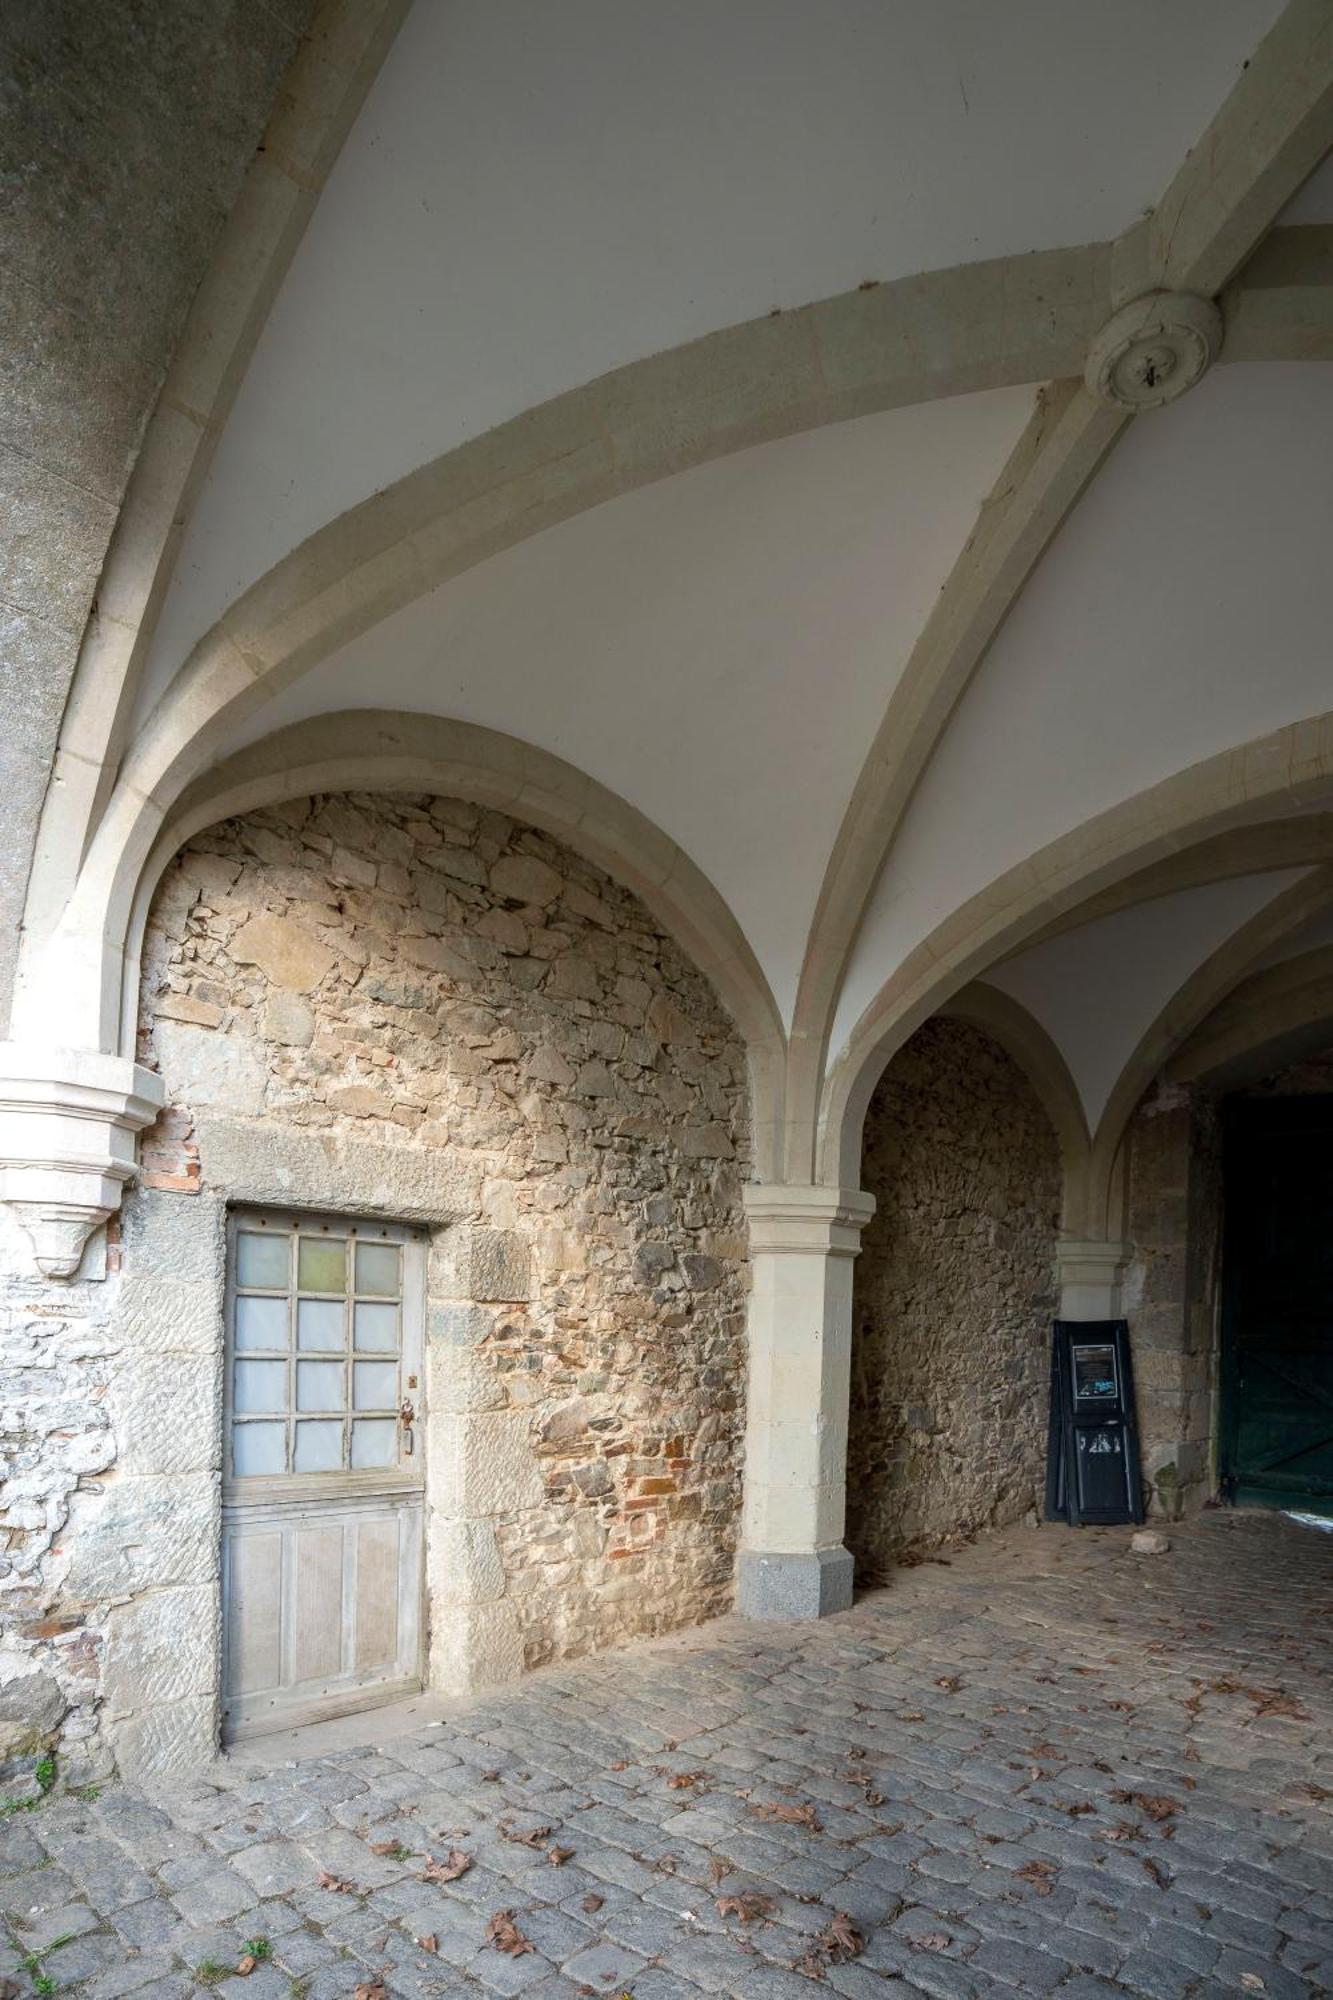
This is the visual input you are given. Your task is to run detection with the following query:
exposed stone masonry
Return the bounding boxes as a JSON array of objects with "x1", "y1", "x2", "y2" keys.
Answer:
[
  {"x1": 847, "y1": 1018, "x2": 1060, "y2": 1572},
  {"x1": 1, "y1": 791, "x2": 750, "y2": 1788}
]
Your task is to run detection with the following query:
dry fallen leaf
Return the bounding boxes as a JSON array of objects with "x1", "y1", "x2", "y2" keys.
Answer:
[
  {"x1": 1240, "y1": 1977, "x2": 1266, "y2": 1993},
  {"x1": 416, "y1": 1933, "x2": 439, "y2": 1953},
  {"x1": 354, "y1": 1979, "x2": 388, "y2": 2000},
  {"x1": 547, "y1": 1844, "x2": 575, "y2": 1866},
  {"x1": 750, "y1": 1800, "x2": 822, "y2": 1830},
  {"x1": 1016, "y1": 1859, "x2": 1058, "y2": 1896},
  {"x1": 499, "y1": 1818, "x2": 554, "y2": 1847},
  {"x1": 486, "y1": 1908, "x2": 535, "y2": 1956},
  {"x1": 793, "y1": 1950, "x2": 827, "y2": 1979},
  {"x1": 717, "y1": 1892, "x2": 775, "y2": 1924},
  {"x1": 898, "y1": 1710, "x2": 925, "y2": 1723},
  {"x1": 1141, "y1": 1856, "x2": 1169, "y2": 1889},
  {"x1": 820, "y1": 1911, "x2": 865, "y2": 1961},
  {"x1": 580, "y1": 1893, "x2": 604, "y2": 1914},
  {"x1": 317, "y1": 1869, "x2": 359, "y2": 1894},
  {"x1": 422, "y1": 1848, "x2": 473, "y2": 1883},
  {"x1": 1112, "y1": 1789, "x2": 1180, "y2": 1822},
  {"x1": 916, "y1": 1931, "x2": 952, "y2": 1951},
  {"x1": 369, "y1": 1839, "x2": 400, "y2": 1857},
  {"x1": 935, "y1": 1676, "x2": 962, "y2": 1693},
  {"x1": 234, "y1": 1956, "x2": 256, "y2": 1977},
  {"x1": 667, "y1": 1771, "x2": 709, "y2": 1790}
]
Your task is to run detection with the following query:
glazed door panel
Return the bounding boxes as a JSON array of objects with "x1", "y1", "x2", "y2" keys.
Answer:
[{"x1": 221, "y1": 1210, "x2": 425, "y2": 1741}]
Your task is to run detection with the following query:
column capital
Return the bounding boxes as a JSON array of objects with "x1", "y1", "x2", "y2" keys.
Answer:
[
  {"x1": 1056, "y1": 1235, "x2": 1128, "y2": 1321},
  {"x1": 0, "y1": 1044, "x2": 164, "y2": 1278},
  {"x1": 742, "y1": 1182, "x2": 875, "y2": 1256}
]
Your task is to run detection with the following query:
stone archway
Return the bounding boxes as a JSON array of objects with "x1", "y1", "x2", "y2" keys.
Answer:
[{"x1": 846, "y1": 1015, "x2": 1061, "y2": 1575}]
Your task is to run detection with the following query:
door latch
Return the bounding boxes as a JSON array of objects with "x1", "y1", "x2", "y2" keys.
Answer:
[{"x1": 399, "y1": 1398, "x2": 416, "y2": 1456}]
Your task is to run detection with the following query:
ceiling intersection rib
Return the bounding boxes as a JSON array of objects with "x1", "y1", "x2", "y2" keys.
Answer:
[{"x1": 790, "y1": 0, "x2": 1333, "y2": 1182}]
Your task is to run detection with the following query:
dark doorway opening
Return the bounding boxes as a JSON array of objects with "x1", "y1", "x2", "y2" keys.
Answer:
[{"x1": 1221, "y1": 1096, "x2": 1333, "y2": 1515}]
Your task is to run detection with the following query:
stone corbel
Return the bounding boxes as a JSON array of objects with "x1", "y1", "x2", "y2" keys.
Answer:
[{"x1": 0, "y1": 1045, "x2": 164, "y2": 1277}]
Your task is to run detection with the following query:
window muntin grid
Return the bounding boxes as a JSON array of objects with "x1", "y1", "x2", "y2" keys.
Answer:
[{"x1": 227, "y1": 1216, "x2": 408, "y2": 1480}]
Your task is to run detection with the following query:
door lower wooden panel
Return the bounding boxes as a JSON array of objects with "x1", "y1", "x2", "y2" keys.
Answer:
[{"x1": 222, "y1": 1486, "x2": 423, "y2": 1740}]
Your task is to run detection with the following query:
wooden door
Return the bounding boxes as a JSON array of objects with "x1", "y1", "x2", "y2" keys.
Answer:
[
  {"x1": 221, "y1": 1209, "x2": 426, "y2": 1740},
  {"x1": 1221, "y1": 1098, "x2": 1333, "y2": 1513}
]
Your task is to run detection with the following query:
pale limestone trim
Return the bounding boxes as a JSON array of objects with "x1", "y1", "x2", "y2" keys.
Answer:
[
  {"x1": 119, "y1": 711, "x2": 787, "y2": 1180},
  {"x1": 1144, "y1": 0, "x2": 1333, "y2": 299},
  {"x1": 937, "y1": 982, "x2": 1095, "y2": 1236},
  {"x1": 820, "y1": 709, "x2": 1333, "y2": 1187},
  {"x1": 1170, "y1": 941, "x2": 1333, "y2": 1085},
  {"x1": 738, "y1": 1183, "x2": 875, "y2": 1601},
  {"x1": 782, "y1": 381, "x2": 1126, "y2": 1182},
  {"x1": 1015, "y1": 812, "x2": 1333, "y2": 953},
  {"x1": 1085, "y1": 865, "x2": 1333, "y2": 1233},
  {"x1": 23, "y1": 0, "x2": 410, "y2": 955}
]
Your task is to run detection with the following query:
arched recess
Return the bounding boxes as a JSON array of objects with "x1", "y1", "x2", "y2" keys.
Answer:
[
  {"x1": 1171, "y1": 942, "x2": 1333, "y2": 1089},
  {"x1": 819, "y1": 707, "x2": 1333, "y2": 1190},
  {"x1": 120, "y1": 711, "x2": 787, "y2": 1180},
  {"x1": 934, "y1": 983, "x2": 1093, "y2": 1234}
]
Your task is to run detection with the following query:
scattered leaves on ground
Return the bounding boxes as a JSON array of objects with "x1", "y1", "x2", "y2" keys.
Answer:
[
  {"x1": 317, "y1": 1870, "x2": 358, "y2": 1895},
  {"x1": 486, "y1": 1909, "x2": 535, "y2": 1956}
]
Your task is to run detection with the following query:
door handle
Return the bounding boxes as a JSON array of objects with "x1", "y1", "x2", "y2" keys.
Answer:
[{"x1": 399, "y1": 1398, "x2": 416, "y2": 1456}]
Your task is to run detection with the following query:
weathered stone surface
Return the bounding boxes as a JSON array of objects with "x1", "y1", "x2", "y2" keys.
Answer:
[
  {"x1": 153, "y1": 1021, "x2": 266, "y2": 1115},
  {"x1": 848, "y1": 1017, "x2": 1060, "y2": 1571},
  {"x1": 0, "y1": 790, "x2": 752, "y2": 1780},
  {"x1": 229, "y1": 912, "x2": 336, "y2": 992}
]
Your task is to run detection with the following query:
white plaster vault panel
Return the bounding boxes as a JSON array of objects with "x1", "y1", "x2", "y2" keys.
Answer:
[
  {"x1": 833, "y1": 363, "x2": 1333, "y2": 1054},
  {"x1": 985, "y1": 869, "x2": 1311, "y2": 1130},
  {"x1": 136, "y1": 0, "x2": 1279, "y2": 717},
  {"x1": 222, "y1": 389, "x2": 1035, "y2": 1027}
]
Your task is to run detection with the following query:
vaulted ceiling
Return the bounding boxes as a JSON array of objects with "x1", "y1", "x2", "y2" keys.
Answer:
[{"x1": 11, "y1": 0, "x2": 1333, "y2": 1193}]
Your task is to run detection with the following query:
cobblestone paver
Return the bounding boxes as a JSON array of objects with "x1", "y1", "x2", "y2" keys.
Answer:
[{"x1": 3, "y1": 1512, "x2": 1331, "y2": 1997}]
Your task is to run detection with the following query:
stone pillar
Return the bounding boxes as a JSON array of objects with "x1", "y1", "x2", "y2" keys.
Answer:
[
  {"x1": 737, "y1": 1183, "x2": 875, "y2": 1620},
  {"x1": 1056, "y1": 1237, "x2": 1127, "y2": 1321}
]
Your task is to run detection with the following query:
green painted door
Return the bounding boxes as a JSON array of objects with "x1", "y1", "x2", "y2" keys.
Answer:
[{"x1": 1221, "y1": 1097, "x2": 1333, "y2": 1513}]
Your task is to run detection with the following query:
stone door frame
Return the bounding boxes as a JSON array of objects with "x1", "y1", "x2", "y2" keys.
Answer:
[{"x1": 104, "y1": 1116, "x2": 532, "y2": 1785}]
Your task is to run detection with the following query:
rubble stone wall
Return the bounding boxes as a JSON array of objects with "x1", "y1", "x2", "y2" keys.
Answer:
[
  {"x1": 847, "y1": 1016, "x2": 1060, "y2": 1573},
  {"x1": 0, "y1": 791, "x2": 750, "y2": 1787}
]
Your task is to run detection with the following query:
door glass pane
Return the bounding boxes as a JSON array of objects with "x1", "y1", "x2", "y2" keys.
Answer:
[
  {"x1": 353, "y1": 1302, "x2": 398, "y2": 1352},
  {"x1": 298, "y1": 1235, "x2": 347, "y2": 1294},
  {"x1": 353, "y1": 1360, "x2": 397, "y2": 1410},
  {"x1": 355, "y1": 1241, "x2": 400, "y2": 1297},
  {"x1": 232, "y1": 1421, "x2": 286, "y2": 1475},
  {"x1": 235, "y1": 1294, "x2": 288, "y2": 1351},
  {"x1": 351, "y1": 1417, "x2": 396, "y2": 1469},
  {"x1": 293, "y1": 1419, "x2": 343, "y2": 1473},
  {"x1": 235, "y1": 1358, "x2": 287, "y2": 1413},
  {"x1": 236, "y1": 1230, "x2": 288, "y2": 1289},
  {"x1": 296, "y1": 1359, "x2": 344, "y2": 1412},
  {"x1": 1073, "y1": 1344, "x2": 1118, "y2": 1401},
  {"x1": 297, "y1": 1298, "x2": 345, "y2": 1351}
]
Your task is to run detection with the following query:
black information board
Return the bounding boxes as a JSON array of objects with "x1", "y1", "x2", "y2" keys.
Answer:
[{"x1": 1044, "y1": 1320, "x2": 1144, "y2": 1526}]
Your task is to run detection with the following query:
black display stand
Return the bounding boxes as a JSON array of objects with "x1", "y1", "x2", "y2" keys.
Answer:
[{"x1": 1044, "y1": 1320, "x2": 1144, "y2": 1526}]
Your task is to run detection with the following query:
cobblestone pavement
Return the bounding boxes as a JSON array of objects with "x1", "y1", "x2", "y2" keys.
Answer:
[{"x1": 3, "y1": 1512, "x2": 1331, "y2": 1999}]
